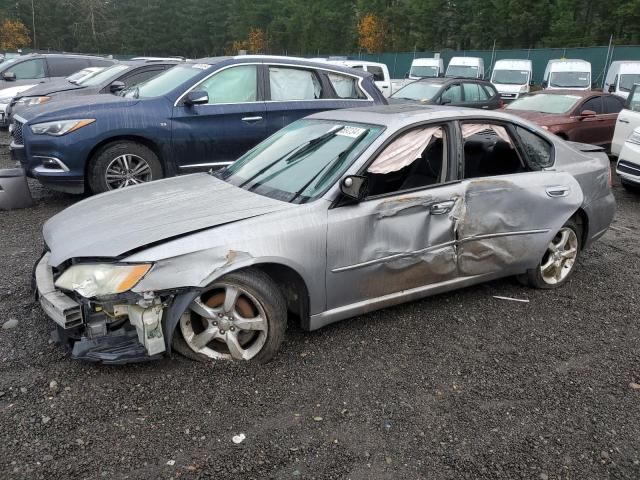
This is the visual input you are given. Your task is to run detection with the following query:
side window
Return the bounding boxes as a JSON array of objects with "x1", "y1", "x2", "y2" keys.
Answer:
[
  {"x1": 269, "y1": 66, "x2": 321, "y2": 101},
  {"x1": 441, "y1": 84, "x2": 462, "y2": 103},
  {"x1": 326, "y1": 72, "x2": 365, "y2": 99},
  {"x1": 365, "y1": 125, "x2": 447, "y2": 196},
  {"x1": 629, "y1": 86, "x2": 640, "y2": 112},
  {"x1": 514, "y1": 126, "x2": 554, "y2": 169},
  {"x1": 462, "y1": 83, "x2": 488, "y2": 102},
  {"x1": 196, "y1": 65, "x2": 257, "y2": 104},
  {"x1": 10, "y1": 59, "x2": 45, "y2": 79},
  {"x1": 368, "y1": 66, "x2": 385, "y2": 82},
  {"x1": 462, "y1": 123, "x2": 524, "y2": 178},
  {"x1": 49, "y1": 57, "x2": 89, "y2": 77},
  {"x1": 122, "y1": 68, "x2": 164, "y2": 87},
  {"x1": 581, "y1": 97, "x2": 604, "y2": 115},
  {"x1": 603, "y1": 95, "x2": 624, "y2": 114},
  {"x1": 481, "y1": 84, "x2": 496, "y2": 99}
]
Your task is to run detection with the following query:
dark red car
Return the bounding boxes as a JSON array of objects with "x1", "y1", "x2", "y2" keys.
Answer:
[{"x1": 505, "y1": 90, "x2": 625, "y2": 151}]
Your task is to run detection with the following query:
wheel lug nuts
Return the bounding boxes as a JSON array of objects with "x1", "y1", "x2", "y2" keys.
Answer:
[
  {"x1": 230, "y1": 327, "x2": 235, "y2": 332},
  {"x1": 220, "y1": 329, "x2": 225, "y2": 334},
  {"x1": 218, "y1": 313, "x2": 223, "y2": 318},
  {"x1": 213, "y1": 321, "x2": 217, "y2": 326}
]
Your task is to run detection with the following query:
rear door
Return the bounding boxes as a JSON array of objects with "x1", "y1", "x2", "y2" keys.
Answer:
[
  {"x1": 455, "y1": 121, "x2": 583, "y2": 277},
  {"x1": 171, "y1": 63, "x2": 267, "y2": 170},
  {"x1": 263, "y1": 64, "x2": 372, "y2": 138},
  {"x1": 612, "y1": 85, "x2": 640, "y2": 156}
]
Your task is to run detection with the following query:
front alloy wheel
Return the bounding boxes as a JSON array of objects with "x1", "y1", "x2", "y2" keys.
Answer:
[
  {"x1": 105, "y1": 154, "x2": 153, "y2": 189},
  {"x1": 173, "y1": 269, "x2": 286, "y2": 363}
]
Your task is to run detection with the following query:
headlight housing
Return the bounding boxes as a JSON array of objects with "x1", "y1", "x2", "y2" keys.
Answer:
[
  {"x1": 54, "y1": 263, "x2": 151, "y2": 298},
  {"x1": 626, "y1": 129, "x2": 640, "y2": 145},
  {"x1": 30, "y1": 118, "x2": 95, "y2": 136},
  {"x1": 16, "y1": 96, "x2": 51, "y2": 107}
]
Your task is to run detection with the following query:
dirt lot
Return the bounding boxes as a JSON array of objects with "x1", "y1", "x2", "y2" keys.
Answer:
[{"x1": 1, "y1": 129, "x2": 639, "y2": 480}]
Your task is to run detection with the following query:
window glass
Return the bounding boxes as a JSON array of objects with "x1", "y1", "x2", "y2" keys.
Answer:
[
  {"x1": 122, "y1": 68, "x2": 164, "y2": 87},
  {"x1": 48, "y1": 57, "x2": 88, "y2": 77},
  {"x1": 365, "y1": 126, "x2": 447, "y2": 196},
  {"x1": 391, "y1": 82, "x2": 441, "y2": 101},
  {"x1": 581, "y1": 97, "x2": 603, "y2": 115},
  {"x1": 83, "y1": 64, "x2": 130, "y2": 86},
  {"x1": 327, "y1": 72, "x2": 364, "y2": 99},
  {"x1": 129, "y1": 64, "x2": 205, "y2": 99},
  {"x1": 269, "y1": 67, "x2": 320, "y2": 101},
  {"x1": 198, "y1": 65, "x2": 257, "y2": 103},
  {"x1": 618, "y1": 73, "x2": 640, "y2": 92},
  {"x1": 441, "y1": 84, "x2": 462, "y2": 103},
  {"x1": 506, "y1": 94, "x2": 581, "y2": 114},
  {"x1": 10, "y1": 59, "x2": 45, "y2": 79},
  {"x1": 549, "y1": 71, "x2": 590, "y2": 88},
  {"x1": 463, "y1": 83, "x2": 488, "y2": 102},
  {"x1": 603, "y1": 95, "x2": 624, "y2": 114},
  {"x1": 368, "y1": 66, "x2": 385, "y2": 82},
  {"x1": 221, "y1": 119, "x2": 382, "y2": 203},
  {"x1": 492, "y1": 70, "x2": 529, "y2": 85},
  {"x1": 628, "y1": 87, "x2": 640, "y2": 112},
  {"x1": 462, "y1": 123, "x2": 523, "y2": 178},
  {"x1": 514, "y1": 126, "x2": 553, "y2": 169},
  {"x1": 409, "y1": 65, "x2": 439, "y2": 78},
  {"x1": 482, "y1": 84, "x2": 497, "y2": 98},
  {"x1": 446, "y1": 65, "x2": 479, "y2": 78}
]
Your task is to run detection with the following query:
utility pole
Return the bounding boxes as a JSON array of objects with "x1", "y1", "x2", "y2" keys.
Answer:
[{"x1": 31, "y1": 0, "x2": 37, "y2": 49}]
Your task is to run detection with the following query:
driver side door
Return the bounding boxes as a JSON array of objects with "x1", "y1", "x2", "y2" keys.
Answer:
[{"x1": 326, "y1": 123, "x2": 463, "y2": 311}]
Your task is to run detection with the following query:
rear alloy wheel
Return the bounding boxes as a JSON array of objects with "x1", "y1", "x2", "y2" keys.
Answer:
[
  {"x1": 88, "y1": 141, "x2": 163, "y2": 194},
  {"x1": 172, "y1": 269, "x2": 286, "y2": 363},
  {"x1": 525, "y1": 220, "x2": 581, "y2": 289}
]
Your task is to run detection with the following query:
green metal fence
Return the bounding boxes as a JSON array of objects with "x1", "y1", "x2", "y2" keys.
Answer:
[{"x1": 344, "y1": 45, "x2": 640, "y2": 86}]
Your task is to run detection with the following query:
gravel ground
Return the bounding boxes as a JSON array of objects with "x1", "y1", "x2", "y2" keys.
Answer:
[{"x1": 1, "y1": 129, "x2": 639, "y2": 480}]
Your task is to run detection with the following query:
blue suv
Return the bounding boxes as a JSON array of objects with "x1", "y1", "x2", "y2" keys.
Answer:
[{"x1": 10, "y1": 56, "x2": 386, "y2": 194}]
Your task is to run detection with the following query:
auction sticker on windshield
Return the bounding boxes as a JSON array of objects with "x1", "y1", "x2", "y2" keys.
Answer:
[{"x1": 336, "y1": 126, "x2": 367, "y2": 138}]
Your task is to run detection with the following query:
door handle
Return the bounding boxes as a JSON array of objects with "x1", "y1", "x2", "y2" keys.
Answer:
[
  {"x1": 241, "y1": 116, "x2": 263, "y2": 123},
  {"x1": 619, "y1": 118, "x2": 629, "y2": 123},
  {"x1": 546, "y1": 186, "x2": 570, "y2": 198},
  {"x1": 430, "y1": 200, "x2": 456, "y2": 215}
]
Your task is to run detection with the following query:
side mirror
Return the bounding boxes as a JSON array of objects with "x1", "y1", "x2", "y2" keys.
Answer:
[
  {"x1": 2, "y1": 71, "x2": 16, "y2": 81},
  {"x1": 184, "y1": 90, "x2": 209, "y2": 106},
  {"x1": 579, "y1": 109, "x2": 597, "y2": 119},
  {"x1": 608, "y1": 84, "x2": 615, "y2": 93},
  {"x1": 438, "y1": 72, "x2": 444, "y2": 78},
  {"x1": 542, "y1": 80, "x2": 548, "y2": 88},
  {"x1": 340, "y1": 175, "x2": 368, "y2": 201},
  {"x1": 529, "y1": 80, "x2": 534, "y2": 87},
  {"x1": 404, "y1": 72, "x2": 409, "y2": 79},
  {"x1": 109, "y1": 81, "x2": 125, "y2": 93}
]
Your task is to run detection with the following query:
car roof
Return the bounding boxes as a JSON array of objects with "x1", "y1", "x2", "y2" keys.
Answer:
[
  {"x1": 413, "y1": 77, "x2": 491, "y2": 85},
  {"x1": 529, "y1": 90, "x2": 603, "y2": 98},
  {"x1": 309, "y1": 104, "x2": 521, "y2": 129},
  {"x1": 16, "y1": 53, "x2": 112, "y2": 60}
]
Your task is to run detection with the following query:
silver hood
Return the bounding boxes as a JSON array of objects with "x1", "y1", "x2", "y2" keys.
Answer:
[{"x1": 44, "y1": 173, "x2": 295, "y2": 266}]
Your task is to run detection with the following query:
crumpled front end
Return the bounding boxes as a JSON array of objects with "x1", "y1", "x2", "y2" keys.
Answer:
[{"x1": 35, "y1": 252, "x2": 183, "y2": 364}]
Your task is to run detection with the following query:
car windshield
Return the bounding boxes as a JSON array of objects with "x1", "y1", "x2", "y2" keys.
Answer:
[
  {"x1": 391, "y1": 82, "x2": 442, "y2": 101},
  {"x1": 0, "y1": 57, "x2": 19, "y2": 71},
  {"x1": 220, "y1": 119, "x2": 383, "y2": 204},
  {"x1": 410, "y1": 65, "x2": 439, "y2": 78},
  {"x1": 619, "y1": 74, "x2": 640, "y2": 92},
  {"x1": 446, "y1": 65, "x2": 478, "y2": 78},
  {"x1": 549, "y1": 71, "x2": 590, "y2": 88},
  {"x1": 122, "y1": 64, "x2": 204, "y2": 99},
  {"x1": 492, "y1": 69, "x2": 529, "y2": 85},
  {"x1": 81, "y1": 64, "x2": 130, "y2": 86},
  {"x1": 506, "y1": 93, "x2": 581, "y2": 114}
]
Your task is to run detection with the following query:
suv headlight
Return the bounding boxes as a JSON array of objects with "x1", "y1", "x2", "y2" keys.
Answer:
[
  {"x1": 17, "y1": 96, "x2": 51, "y2": 107},
  {"x1": 0, "y1": 95, "x2": 13, "y2": 104},
  {"x1": 55, "y1": 263, "x2": 151, "y2": 298},
  {"x1": 626, "y1": 129, "x2": 640, "y2": 146},
  {"x1": 30, "y1": 118, "x2": 95, "y2": 136}
]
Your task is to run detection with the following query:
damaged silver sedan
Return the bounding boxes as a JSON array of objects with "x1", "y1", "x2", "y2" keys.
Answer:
[{"x1": 35, "y1": 105, "x2": 615, "y2": 364}]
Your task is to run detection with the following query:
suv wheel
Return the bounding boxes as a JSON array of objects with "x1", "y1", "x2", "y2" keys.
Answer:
[{"x1": 88, "y1": 141, "x2": 162, "y2": 194}]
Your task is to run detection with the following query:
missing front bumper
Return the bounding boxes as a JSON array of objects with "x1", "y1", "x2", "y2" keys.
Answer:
[{"x1": 35, "y1": 253, "x2": 167, "y2": 363}]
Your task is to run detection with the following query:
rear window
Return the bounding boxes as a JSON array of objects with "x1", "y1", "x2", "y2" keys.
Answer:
[
  {"x1": 368, "y1": 66, "x2": 385, "y2": 82},
  {"x1": 514, "y1": 126, "x2": 554, "y2": 169},
  {"x1": 326, "y1": 72, "x2": 366, "y2": 99}
]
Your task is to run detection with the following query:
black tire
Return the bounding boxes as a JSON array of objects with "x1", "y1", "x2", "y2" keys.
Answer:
[
  {"x1": 88, "y1": 141, "x2": 163, "y2": 194},
  {"x1": 524, "y1": 218, "x2": 582, "y2": 289},
  {"x1": 172, "y1": 269, "x2": 287, "y2": 364}
]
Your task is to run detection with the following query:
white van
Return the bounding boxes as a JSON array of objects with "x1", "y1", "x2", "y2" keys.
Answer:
[
  {"x1": 445, "y1": 57, "x2": 485, "y2": 79},
  {"x1": 543, "y1": 59, "x2": 591, "y2": 90},
  {"x1": 490, "y1": 59, "x2": 533, "y2": 101},
  {"x1": 328, "y1": 60, "x2": 392, "y2": 97},
  {"x1": 408, "y1": 57, "x2": 445, "y2": 80},
  {"x1": 604, "y1": 61, "x2": 640, "y2": 99}
]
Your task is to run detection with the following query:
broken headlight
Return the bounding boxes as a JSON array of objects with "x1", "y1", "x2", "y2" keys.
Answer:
[
  {"x1": 54, "y1": 263, "x2": 151, "y2": 298},
  {"x1": 30, "y1": 118, "x2": 95, "y2": 136}
]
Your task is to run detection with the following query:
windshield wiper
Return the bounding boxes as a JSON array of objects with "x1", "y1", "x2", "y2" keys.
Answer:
[
  {"x1": 239, "y1": 126, "x2": 345, "y2": 188},
  {"x1": 288, "y1": 128, "x2": 369, "y2": 203}
]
